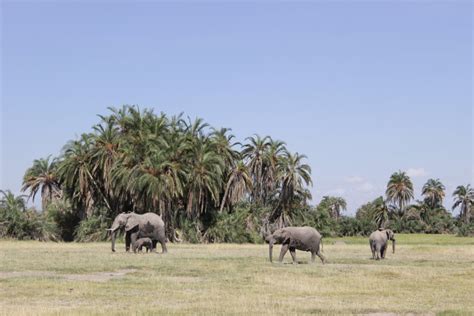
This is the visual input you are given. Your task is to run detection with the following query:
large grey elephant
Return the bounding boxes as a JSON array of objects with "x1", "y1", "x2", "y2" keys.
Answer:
[
  {"x1": 107, "y1": 212, "x2": 167, "y2": 253},
  {"x1": 369, "y1": 228, "x2": 395, "y2": 260},
  {"x1": 265, "y1": 226, "x2": 325, "y2": 264}
]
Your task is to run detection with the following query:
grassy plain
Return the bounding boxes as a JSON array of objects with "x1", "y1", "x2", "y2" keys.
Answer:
[{"x1": 0, "y1": 234, "x2": 473, "y2": 315}]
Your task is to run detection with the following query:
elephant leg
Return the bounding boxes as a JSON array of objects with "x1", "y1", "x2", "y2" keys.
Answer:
[
  {"x1": 160, "y1": 239, "x2": 168, "y2": 254},
  {"x1": 311, "y1": 251, "x2": 316, "y2": 263},
  {"x1": 375, "y1": 244, "x2": 381, "y2": 260},
  {"x1": 130, "y1": 233, "x2": 138, "y2": 253},
  {"x1": 151, "y1": 240, "x2": 158, "y2": 253},
  {"x1": 316, "y1": 250, "x2": 325, "y2": 264},
  {"x1": 279, "y1": 244, "x2": 289, "y2": 262},
  {"x1": 289, "y1": 247, "x2": 297, "y2": 264},
  {"x1": 381, "y1": 244, "x2": 387, "y2": 259},
  {"x1": 125, "y1": 232, "x2": 131, "y2": 252},
  {"x1": 370, "y1": 241, "x2": 375, "y2": 259}
]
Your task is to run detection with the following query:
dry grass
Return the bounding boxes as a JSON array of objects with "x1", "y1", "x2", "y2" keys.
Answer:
[{"x1": 0, "y1": 234, "x2": 473, "y2": 315}]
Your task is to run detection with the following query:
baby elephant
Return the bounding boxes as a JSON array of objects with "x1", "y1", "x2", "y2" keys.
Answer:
[
  {"x1": 134, "y1": 237, "x2": 153, "y2": 253},
  {"x1": 369, "y1": 228, "x2": 395, "y2": 260},
  {"x1": 265, "y1": 226, "x2": 325, "y2": 264}
]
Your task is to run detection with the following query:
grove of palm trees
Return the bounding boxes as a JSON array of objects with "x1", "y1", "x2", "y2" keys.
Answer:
[{"x1": 1, "y1": 105, "x2": 472, "y2": 242}]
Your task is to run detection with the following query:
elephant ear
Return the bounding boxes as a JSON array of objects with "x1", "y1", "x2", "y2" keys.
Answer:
[
  {"x1": 281, "y1": 229, "x2": 292, "y2": 245},
  {"x1": 125, "y1": 216, "x2": 139, "y2": 232}
]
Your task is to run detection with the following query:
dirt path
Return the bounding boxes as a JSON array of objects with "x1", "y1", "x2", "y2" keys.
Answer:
[{"x1": 0, "y1": 269, "x2": 137, "y2": 282}]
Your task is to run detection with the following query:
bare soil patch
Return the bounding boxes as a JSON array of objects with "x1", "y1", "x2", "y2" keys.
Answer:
[{"x1": 0, "y1": 269, "x2": 137, "y2": 282}]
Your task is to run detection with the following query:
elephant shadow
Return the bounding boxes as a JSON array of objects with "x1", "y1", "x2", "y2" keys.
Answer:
[{"x1": 283, "y1": 261, "x2": 309, "y2": 265}]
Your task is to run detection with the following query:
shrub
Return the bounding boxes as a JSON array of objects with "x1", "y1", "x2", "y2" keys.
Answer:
[
  {"x1": 337, "y1": 217, "x2": 376, "y2": 237},
  {"x1": 204, "y1": 205, "x2": 262, "y2": 243},
  {"x1": 0, "y1": 207, "x2": 59, "y2": 241},
  {"x1": 302, "y1": 207, "x2": 337, "y2": 237},
  {"x1": 46, "y1": 201, "x2": 81, "y2": 241},
  {"x1": 74, "y1": 210, "x2": 112, "y2": 242},
  {"x1": 424, "y1": 213, "x2": 456, "y2": 234},
  {"x1": 456, "y1": 222, "x2": 474, "y2": 237}
]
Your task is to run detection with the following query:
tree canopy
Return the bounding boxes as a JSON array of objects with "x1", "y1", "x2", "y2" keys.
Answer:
[{"x1": 7, "y1": 106, "x2": 472, "y2": 241}]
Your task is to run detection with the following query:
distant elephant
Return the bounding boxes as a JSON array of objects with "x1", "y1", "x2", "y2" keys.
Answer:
[
  {"x1": 265, "y1": 226, "x2": 325, "y2": 264},
  {"x1": 107, "y1": 212, "x2": 168, "y2": 253},
  {"x1": 369, "y1": 228, "x2": 395, "y2": 260},
  {"x1": 134, "y1": 237, "x2": 153, "y2": 253}
]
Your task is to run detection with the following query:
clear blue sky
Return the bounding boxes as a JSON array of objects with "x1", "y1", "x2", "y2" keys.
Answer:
[{"x1": 1, "y1": 1, "x2": 472, "y2": 215}]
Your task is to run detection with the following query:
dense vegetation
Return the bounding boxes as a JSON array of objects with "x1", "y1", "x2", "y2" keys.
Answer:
[{"x1": 1, "y1": 106, "x2": 473, "y2": 241}]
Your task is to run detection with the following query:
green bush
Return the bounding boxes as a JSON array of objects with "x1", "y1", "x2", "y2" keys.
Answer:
[
  {"x1": 337, "y1": 217, "x2": 376, "y2": 237},
  {"x1": 47, "y1": 202, "x2": 80, "y2": 241},
  {"x1": 425, "y1": 213, "x2": 456, "y2": 234},
  {"x1": 298, "y1": 207, "x2": 337, "y2": 237},
  {"x1": 0, "y1": 207, "x2": 59, "y2": 241},
  {"x1": 74, "y1": 210, "x2": 112, "y2": 242},
  {"x1": 456, "y1": 222, "x2": 474, "y2": 237},
  {"x1": 204, "y1": 205, "x2": 262, "y2": 243},
  {"x1": 174, "y1": 216, "x2": 202, "y2": 243}
]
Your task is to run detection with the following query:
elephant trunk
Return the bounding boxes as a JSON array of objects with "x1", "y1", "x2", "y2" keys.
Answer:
[
  {"x1": 108, "y1": 226, "x2": 120, "y2": 252},
  {"x1": 111, "y1": 230, "x2": 117, "y2": 252},
  {"x1": 269, "y1": 240, "x2": 274, "y2": 263},
  {"x1": 392, "y1": 239, "x2": 396, "y2": 254}
]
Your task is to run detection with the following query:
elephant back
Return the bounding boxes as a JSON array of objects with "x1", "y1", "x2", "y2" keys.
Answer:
[
  {"x1": 140, "y1": 212, "x2": 165, "y2": 228},
  {"x1": 369, "y1": 230, "x2": 386, "y2": 242},
  {"x1": 286, "y1": 226, "x2": 321, "y2": 246}
]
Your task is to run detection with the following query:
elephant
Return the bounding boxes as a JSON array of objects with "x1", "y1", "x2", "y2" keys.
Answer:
[
  {"x1": 265, "y1": 226, "x2": 325, "y2": 264},
  {"x1": 107, "y1": 212, "x2": 168, "y2": 254},
  {"x1": 134, "y1": 237, "x2": 153, "y2": 253},
  {"x1": 369, "y1": 228, "x2": 395, "y2": 260}
]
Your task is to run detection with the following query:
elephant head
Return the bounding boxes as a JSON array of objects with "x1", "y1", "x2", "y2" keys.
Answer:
[
  {"x1": 265, "y1": 228, "x2": 290, "y2": 263},
  {"x1": 385, "y1": 229, "x2": 396, "y2": 253},
  {"x1": 107, "y1": 212, "x2": 139, "y2": 252}
]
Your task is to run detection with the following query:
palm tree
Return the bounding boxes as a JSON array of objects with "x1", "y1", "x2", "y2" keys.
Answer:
[
  {"x1": 219, "y1": 161, "x2": 252, "y2": 212},
  {"x1": 57, "y1": 134, "x2": 110, "y2": 218},
  {"x1": 28, "y1": 105, "x2": 321, "y2": 241},
  {"x1": 91, "y1": 117, "x2": 121, "y2": 196},
  {"x1": 127, "y1": 153, "x2": 184, "y2": 215},
  {"x1": 371, "y1": 196, "x2": 389, "y2": 228},
  {"x1": 22, "y1": 156, "x2": 61, "y2": 211},
  {"x1": 242, "y1": 135, "x2": 270, "y2": 205},
  {"x1": 452, "y1": 185, "x2": 474, "y2": 223},
  {"x1": 405, "y1": 200, "x2": 430, "y2": 223},
  {"x1": 263, "y1": 138, "x2": 286, "y2": 203},
  {"x1": 185, "y1": 140, "x2": 224, "y2": 217},
  {"x1": 184, "y1": 117, "x2": 209, "y2": 139},
  {"x1": 386, "y1": 171, "x2": 414, "y2": 215},
  {"x1": 322, "y1": 196, "x2": 347, "y2": 221},
  {"x1": 0, "y1": 190, "x2": 29, "y2": 239},
  {"x1": 422, "y1": 178, "x2": 445, "y2": 208},
  {"x1": 275, "y1": 151, "x2": 312, "y2": 227},
  {"x1": 210, "y1": 128, "x2": 240, "y2": 171},
  {"x1": 0, "y1": 190, "x2": 27, "y2": 211}
]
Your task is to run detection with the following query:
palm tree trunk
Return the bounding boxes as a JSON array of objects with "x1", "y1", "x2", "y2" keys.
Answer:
[
  {"x1": 85, "y1": 168, "x2": 112, "y2": 212},
  {"x1": 219, "y1": 175, "x2": 234, "y2": 213},
  {"x1": 187, "y1": 191, "x2": 194, "y2": 216},
  {"x1": 464, "y1": 203, "x2": 470, "y2": 224}
]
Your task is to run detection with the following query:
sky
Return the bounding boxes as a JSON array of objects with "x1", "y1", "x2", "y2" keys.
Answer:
[{"x1": 1, "y1": 1, "x2": 473, "y2": 215}]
